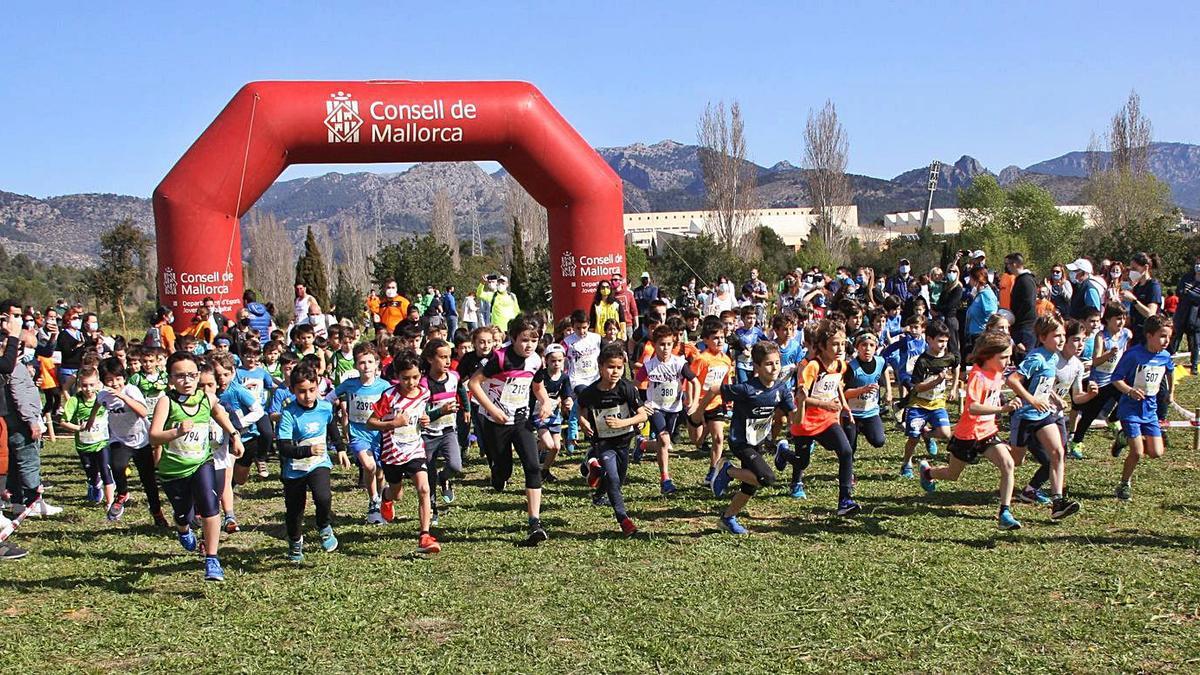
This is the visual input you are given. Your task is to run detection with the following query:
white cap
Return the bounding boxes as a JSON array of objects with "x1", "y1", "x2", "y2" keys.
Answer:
[
  {"x1": 1065, "y1": 258, "x2": 1094, "y2": 275},
  {"x1": 641, "y1": 271, "x2": 650, "y2": 279},
  {"x1": 970, "y1": 249, "x2": 986, "y2": 259}
]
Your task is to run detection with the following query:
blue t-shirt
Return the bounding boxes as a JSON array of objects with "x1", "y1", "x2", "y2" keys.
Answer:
[
  {"x1": 881, "y1": 334, "x2": 926, "y2": 385},
  {"x1": 277, "y1": 400, "x2": 335, "y2": 479},
  {"x1": 733, "y1": 326, "x2": 767, "y2": 372},
  {"x1": 845, "y1": 355, "x2": 885, "y2": 419},
  {"x1": 1113, "y1": 344, "x2": 1174, "y2": 423},
  {"x1": 883, "y1": 315, "x2": 903, "y2": 343},
  {"x1": 1091, "y1": 327, "x2": 1131, "y2": 387},
  {"x1": 720, "y1": 377, "x2": 796, "y2": 448},
  {"x1": 217, "y1": 381, "x2": 260, "y2": 439},
  {"x1": 236, "y1": 366, "x2": 274, "y2": 407},
  {"x1": 333, "y1": 376, "x2": 390, "y2": 452},
  {"x1": 268, "y1": 387, "x2": 296, "y2": 418},
  {"x1": 1015, "y1": 347, "x2": 1059, "y2": 422},
  {"x1": 966, "y1": 286, "x2": 998, "y2": 337}
]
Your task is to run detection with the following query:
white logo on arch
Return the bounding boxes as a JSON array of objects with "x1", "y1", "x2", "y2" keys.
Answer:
[{"x1": 325, "y1": 92, "x2": 363, "y2": 143}]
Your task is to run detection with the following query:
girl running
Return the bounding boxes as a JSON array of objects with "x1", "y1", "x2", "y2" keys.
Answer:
[
  {"x1": 1069, "y1": 304, "x2": 1130, "y2": 454},
  {"x1": 97, "y1": 358, "x2": 149, "y2": 522},
  {"x1": 276, "y1": 364, "x2": 339, "y2": 561},
  {"x1": 1111, "y1": 314, "x2": 1175, "y2": 501},
  {"x1": 420, "y1": 339, "x2": 465, "y2": 524},
  {"x1": 635, "y1": 325, "x2": 700, "y2": 496},
  {"x1": 918, "y1": 331, "x2": 1024, "y2": 530},
  {"x1": 842, "y1": 330, "x2": 888, "y2": 456},
  {"x1": 533, "y1": 344, "x2": 570, "y2": 483}
]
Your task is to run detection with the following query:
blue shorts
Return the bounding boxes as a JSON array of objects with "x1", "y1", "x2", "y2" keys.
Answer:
[
  {"x1": 904, "y1": 406, "x2": 950, "y2": 438},
  {"x1": 348, "y1": 437, "x2": 381, "y2": 462},
  {"x1": 1121, "y1": 419, "x2": 1162, "y2": 439}
]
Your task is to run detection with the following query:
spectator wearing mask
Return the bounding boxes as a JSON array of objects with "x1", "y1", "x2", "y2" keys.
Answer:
[
  {"x1": 886, "y1": 259, "x2": 914, "y2": 304},
  {"x1": 633, "y1": 272, "x2": 659, "y2": 317},
  {"x1": 1066, "y1": 258, "x2": 1106, "y2": 319},
  {"x1": 489, "y1": 276, "x2": 521, "y2": 335},
  {"x1": 1122, "y1": 252, "x2": 1163, "y2": 346},
  {"x1": 610, "y1": 273, "x2": 638, "y2": 337},
  {"x1": 1170, "y1": 255, "x2": 1200, "y2": 373},
  {"x1": 934, "y1": 264, "x2": 964, "y2": 357},
  {"x1": 443, "y1": 285, "x2": 459, "y2": 337},
  {"x1": 378, "y1": 278, "x2": 409, "y2": 332},
  {"x1": 1045, "y1": 263, "x2": 1073, "y2": 317},
  {"x1": 476, "y1": 274, "x2": 498, "y2": 327}
]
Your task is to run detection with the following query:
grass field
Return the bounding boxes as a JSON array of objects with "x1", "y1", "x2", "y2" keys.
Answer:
[{"x1": 4, "y1": 379, "x2": 1200, "y2": 673}]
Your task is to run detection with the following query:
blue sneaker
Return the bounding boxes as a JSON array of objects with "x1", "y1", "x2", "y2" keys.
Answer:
[
  {"x1": 703, "y1": 466, "x2": 716, "y2": 487},
  {"x1": 711, "y1": 461, "x2": 733, "y2": 498},
  {"x1": 287, "y1": 537, "x2": 304, "y2": 562},
  {"x1": 86, "y1": 484, "x2": 99, "y2": 503},
  {"x1": 1067, "y1": 442, "x2": 1085, "y2": 460},
  {"x1": 632, "y1": 438, "x2": 646, "y2": 464},
  {"x1": 900, "y1": 462, "x2": 914, "y2": 479},
  {"x1": 1017, "y1": 486, "x2": 1052, "y2": 506},
  {"x1": 918, "y1": 460, "x2": 936, "y2": 493},
  {"x1": 660, "y1": 478, "x2": 678, "y2": 496},
  {"x1": 836, "y1": 499, "x2": 861, "y2": 517},
  {"x1": 998, "y1": 508, "x2": 1022, "y2": 531},
  {"x1": 203, "y1": 556, "x2": 224, "y2": 582},
  {"x1": 774, "y1": 440, "x2": 792, "y2": 471},
  {"x1": 717, "y1": 515, "x2": 748, "y2": 535},
  {"x1": 926, "y1": 438, "x2": 939, "y2": 456},
  {"x1": 789, "y1": 482, "x2": 807, "y2": 499},
  {"x1": 319, "y1": 525, "x2": 338, "y2": 552},
  {"x1": 178, "y1": 529, "x2": 198, "y2": 552}
]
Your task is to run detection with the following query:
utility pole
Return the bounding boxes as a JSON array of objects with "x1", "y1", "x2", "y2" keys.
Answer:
[
  {"x1": 919, "y1": 160, "x2": 941, "y2": 233},
  {"x1": 470, "y1": 214, "x2": 483, "y2": 257}
]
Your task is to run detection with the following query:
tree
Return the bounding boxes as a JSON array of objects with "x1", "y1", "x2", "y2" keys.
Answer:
[
  {"x1": 430, "y1": 188, "x2": 460, "y2": 271},
  {"x1": 371, "y1": 235, "x2": 454, "y2": 298},
  {"x1": 330, "y1": 266, "x2": 363, "y2": 323},
  {"x1": 88, "y1": 218, "x2": 150, "y2": 332},
  {"x1": 697, "y1": 101, "x2": 759, "y2": 257},
  {"x1": 336, "y1": 216, "x2": 374, "y2": 296},
  {"x1": 294, "y1": 226, "x2": 330, "y2": 308},
  {"x1": 509, "y1": 217, "x2": 532, "y2": 307},
  {"x1": 958, "y1": 175, "x2": 1084, "y2": 274},
  {"x1": 624, "y1": 242, "x2": 648, "y2": 282},
  {"x1": 651, "y1": 233, "x2": 749, "y2": 296},
  {"x1": 803, "y1": 99, "x2": 852, "y2": 259},
  {"x1": 243, "y1": 210, "x2": 294, "y2": 308},
  {"x1": 1086, "y1": 91, "x2": 1173, "y2": 233},
  {"x1": 504, "y1": 175, "x2": 548, "y2": 253}
]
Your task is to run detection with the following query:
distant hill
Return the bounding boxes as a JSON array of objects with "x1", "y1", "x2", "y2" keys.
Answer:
[{"x1": 2, "y1": 140, "x2": 1197, "y2": 265}]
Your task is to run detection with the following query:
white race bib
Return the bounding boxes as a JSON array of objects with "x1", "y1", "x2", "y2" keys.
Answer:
[
  {"x1": 77, "y1": 415, "x2": 109, "y2": 446},
  {"x1": 393, "y1": 421, "x2": 421, "y2": 446},
  {"x1": 745, "y1": 416, "x2": 772, "y2": 446},
  {"x1": 168, "y1": 422, "x2": 210, "y2": 460},
  {"x1": 810, "y1": 373, "x2": 841, "y2": 402},
  {"x1": 500, "y1": 379, "x2": 531, "y2": 411},
  {"x1": 704, "y1": 366, "x2": 729, "y2": 390},
  {"x1": 1134, "y1": 365, "x2": 1166, "y2": 397},
  {"x1": 848, "y1": 388, "x2": 877, "y2": 412},
  {"x1": 348, "y1": 394, "x2": 378, "y2": 425},
  {"x1": 650, "y1": 381, "x2": 681, "y2": 410},
  {"x1": 595, "y1": 405, "x2": 628, "y2": 439},
  {"x1": 291, "y1": 437, "x2": 327, "y2": 472}
]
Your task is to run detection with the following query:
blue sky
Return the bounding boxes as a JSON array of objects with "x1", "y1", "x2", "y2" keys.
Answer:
[{"x1": 3, "y1": 1, "x2": 1197, "y2": 198}]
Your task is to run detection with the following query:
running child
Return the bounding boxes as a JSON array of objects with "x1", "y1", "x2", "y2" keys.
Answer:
[
  {"x1": 368, "y1": 351, "x2": 440, "y2": 554},
  {"x1": 899, "y1": 320, "x2": 958, "y2": 477},
  {"x1": 634, "y1": 325, "x2": 699, "y2": 495},
  {"x1": 213, "y1": 353, "x2": 266, "y2": 502},
  {"x1": 61, "y1": 366, "x2": 115, "y2": 507},
  {"x1": 276, "y1": 364, "x2": 339, "y2": 561},
  {"x1": 842, "y1": 329, "x2": 888, "y2": 455},
  {"x1": 917, "y1": 331, "x2": 1024, "y2": 530},
  {"x1": 578, "y1": 344, "x2": 650, "y2": 536},
  {"x1": 333, "y1": 342, "x2": 389, "y2": 524},
  {"x1": 1069, "y1": 304, "x2": 1130, "y2": 455},
  {"x1": 701, "y1": 341, "x2": 796, "y2": 534},
  {"x1": 1111, "y1": 314, "x2": 1175, "y2": 501},
  {"x1": 198, "y1": 363, "x2": 237, "y2": 534},
  {"x1": 148, "y1": 352, "x2": 245, "y2": 582},
  {"x1": 97, "y1": 358, "x2": 150, "y2": 522},
  {"x1": 533, "y1": 344, "x2": 571, "y2": 483},
  {"x1": 420, "y1": 339, "x2": 466, "y2": 524},
  {"x1": 236, "y1": 342, "x2": 275, "y2": 478},
  {"x1": 733, "y1": 304, "x2": 767, "y2": 384}
]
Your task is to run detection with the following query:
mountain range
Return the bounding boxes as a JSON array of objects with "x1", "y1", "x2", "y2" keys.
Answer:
[{"x1": 2, "y1": 141, "x2": 1198, "y2": 267}]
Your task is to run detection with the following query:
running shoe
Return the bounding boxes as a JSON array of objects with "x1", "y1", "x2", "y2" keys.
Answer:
[
  {"x1": 540, "y1": 469, "x2": 558, "y2": 484},
  {"x1": 223, "y1": 516, "x2": 239, "y2": 534},
  {"x1": 0, "y1": 541, "x2": 28, "y2": 560},
  {"x1": 287, "y1": 538, "x2": 304, "y2": 561},
  {"x1": 900, "y1": 462, "x2": 914, "y2": 479},
  {"x1": 1050, "y1": 497, "x2": 1080, "y2": 521},
  {"x1": 106, "y1": 495, "x2": 126, "y2": 522},
  {"x1": 1111, "y1": 429, "x2": 1127, "y2": 457},
  {"x1": 632, "y1": 438, "x2": 645, "y2": 464},
  {"x1": 204, "y1": 557, "x2": 224, "y2": 582},
  {"x1": 523, "y1": 524, "x2": 549, "y2": 547},
  {"x1": 152, "y1": 509, "x2": 170, "y2": 529},
  {"x1": 789, "y1": 482, "x2": 807, "y2": 500},
  {"x1": 592, "y1": 491, "x2": 611, "y2": 507},
  {"x1": 178, "y1": 529, "x2": 198, "y2": 552},
  {"x1": 998, "y1": 508, "x2": 1022, "y2": 531},
  {"x1": 0, "y1": 514, "x2": 13, "y2": 543},
  {"x1": 585, "y1": 457, "x2": 603, "y2": 489},
  {"x1": 660, "y1": 478, "x2": 678, "y2": 496},
  {"x1": 926, "y1": 438, "x2": 939, "y2": 457},
  {"x1": 319, "y1": 525, "x2": 338, "y2": 552},
  {"x1": 619, "y1": 517, "x2": 638, "y2": 536},
  {"x1": 836, "y1": 499, "x2": 861, "y2": 517},
  {"x1": 774, "y1": 440, "x2": 792, "y2": 471},
  {"x1": 380, "y1": 498, "x2": 394, "y2": 523},
  {"x1": 918, "y1": 460, "x2": 936, "y2": 493},
  {"x1": 702, "y1": 466, "x2": 716, "y2": 487},
  {"x1": 711, "y1": 461, "x2": 733, "y2": 498},
  {"x1": 1016, "y1": 487, "x2": 1052, "y2": 506},
  {"x1": 256, "y1": 460, "x2": 269, "y2": 479},
  {"x1": 1067, "y1": 442, "x2": 1085, "y2": 460},
  {"x1": 85, "y1": 484, "x2": 99, "y2": 504},
  {"x1": 1115, "y1": 481, "x2": 1132, "y2": 502},
  {"x1": 431, "y1": 511, "x2": 440, "y2": 528},
  {"x1": 365, "y1": 507, "x2": 386, "y2": 525},
  {"x1": 29, "y1": 500, "x2": 63, "y2": 517},
  {"x1": 442, "y1": 482, "x2": 456, "y2": 503},
  {"x1": 717, "y1": 515, "x2": 747, "y2": 535},
  {"x1": 416, "y1": 532, "x2": 442, "y2": 554}
]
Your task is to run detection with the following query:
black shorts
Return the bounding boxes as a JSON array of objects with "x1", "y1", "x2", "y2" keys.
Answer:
[
  {"x1": 948, "y1": 434, "x2": 1003, "y2": 465},
  {"x1": 1014, "y1": 415, "x2": 1058, "y2": 448},
  {"x1": 382, "y1": 458, "x2": 427, "y2": 484},
  {"x1": 650, "y1": 410, "x2": 683, "y2": 438},
  {"x1": 703, "y1": 407, "x2": 731, "y2": 424}
]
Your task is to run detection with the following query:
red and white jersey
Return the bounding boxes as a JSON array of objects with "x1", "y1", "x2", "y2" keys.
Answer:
[
  {"x1": 636, "y1": 353, "x2": 694, "y2": 413},
  {"x1": 420, "y1": 370, "x2": 461, "y2": 436},
  {"x1": 562, "y1": 331, "x2": 601, "y2": 389},
  {"x1": 373, "y1": 385, "x2": 430, "y2": 465},
  {"x1": 479, "y1": 347, "x2": 542, "y2": 425}
]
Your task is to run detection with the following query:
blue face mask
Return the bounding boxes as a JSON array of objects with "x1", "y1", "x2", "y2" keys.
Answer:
[
  {"x1": 856, "y1": 275, "x2": 865, "y2": 285},
  {"x1": 946, "y1": 272, "x2": 957, "y2": 282}
]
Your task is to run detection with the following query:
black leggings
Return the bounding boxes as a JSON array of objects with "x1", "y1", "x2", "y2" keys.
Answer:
[
  {"x1": 42, "y1": 387, "x2": 62, "y2": 417},
  {"x1": 590, "y1": 443, "x2": 630, "y2": 521},
  {"x1": 1071, "y1": 384, "x2": 1121, "y2": 444},
  {"x1": 78, "y1": 448, "x2": 114, "y2": 487},
  {"x1": 283, "y1": 466, "x2": 333, "y2": 541},
  {"x1": 790, "y1": 424, "x2": 855, "y2": 502},
  {"x1": 482, "y1": 418, "x2": 542, "y2": 490},
  {"x1": 109, "y1": 442, "x2": 161, "y2": 511},
  {"x1": 234, "y1": 435, "x2": 265, "y2": 468},
  {"x1": 256, "y1": 416, "x2": 275, "y2": 458},
  {"x1": 843, "y1": 414, "x2": 885, "y2": 453},
  {"x1": 730, "y1": 444, "x2": 775, "y2": 496}
]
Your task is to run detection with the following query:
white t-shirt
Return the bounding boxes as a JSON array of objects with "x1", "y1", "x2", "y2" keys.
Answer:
[
  {"x1": 562, "y1": 331, "x2": 602, "y2": 389},
  {"x1": 98, "y1": 385, "x2": 149, "y2": 448}
]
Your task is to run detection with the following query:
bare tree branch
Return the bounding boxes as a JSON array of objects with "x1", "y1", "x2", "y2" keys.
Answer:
[
  {"x1": 243, "y1": 210, "x2": 294, "y2": 307},
  {"x1": 804, "y1": 99, "x2": 852, "y2": 258},
  {"x1": 697, "y1": 100, "x2": 759, "y2": 257},
  {"x1": 430, "y1": 188, "x2": 460, "y2": 271}
]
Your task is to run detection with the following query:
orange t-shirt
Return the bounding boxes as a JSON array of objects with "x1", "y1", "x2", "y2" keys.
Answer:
[
  {"x1": 378, "y1": 296, "x2": 410, "y2": 331},
  {"x1": 691, "y1": 350, "x2": 733, "y2": 411},
  {"x1": 954, "y1": 367, "x2": 1004, "y2": 441},
  {"x1": 1035, "y1": 298, "x2": 1055, "y2": 317},
  {"x1": 37, "y1": 356, "x2": 58, "y2": 390},
  {"x1": 998, "y1": 273, "x2": 1014, "y2": 310},
  {"x1": 790, "y1": 358, "x2": 846, "y2": 437}
]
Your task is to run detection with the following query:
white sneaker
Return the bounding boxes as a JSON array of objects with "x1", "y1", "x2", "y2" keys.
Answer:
[
  {"x1": 365, "y1": 509, "x2": 386, "y2": 525},
  {"x1": 24, "y1": 500, "x2": 63, "y2": 518}
]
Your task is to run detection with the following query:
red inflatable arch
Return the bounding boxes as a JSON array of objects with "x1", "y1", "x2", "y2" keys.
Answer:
[{"x1": 154, "y1": 80, "x2": 625, "y2": 330}]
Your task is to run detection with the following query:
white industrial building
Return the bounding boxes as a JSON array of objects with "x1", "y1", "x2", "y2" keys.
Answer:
[
  {"x1": 882, "y1": 205, "x2": 1099, "y2": 236},
  {"x1": 623, "y1": 206, "x2": 877, "y2": 254}
]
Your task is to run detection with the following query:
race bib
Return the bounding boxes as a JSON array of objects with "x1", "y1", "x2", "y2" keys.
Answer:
[
  {"x1": 1032, "y1": 374, "x2": 1055, "y2": 402},
  {"x1": 291, "y1": 437, "x2": 326, "y2": 473},
  {"x1": 848, "y1": 388, "x2": 878, "y2": 412},
  {"x1": 500, "y1": 379, "x2": 531, "y2": 411},
  {"x1": 650, "y1": 380, "x2": 681, "y2": 410},
  {"x1": 393, "y1": 421, "x2": 421, "y2": 446},
  {"x1": 574, "y1": 359, "x2": 598, "y2": 383},
  {"x1": 1134, "y1": 365, "x2": 1166, "y2": 397},
  {"x1": 428, "y1": 399, "x2": 458, "y2": 431},
  {"x1": 78, "y1": 416, "x2": 109, "y2": 446},
  {"x1": 811, "y1": 373, "x2": 841, "y2": 402},
  {"x1": 168, "y1": 422, "x2": 210, "y2": 461},
  {"x1": 595, "y1": 405, "x2": 627, "y2": 439},
  {"x1": 905, "y1": 354, "x2": 918, "y2": 375},
  {"x1": 916, "y1": 378, "x2": 946, "y2": 401},
  {"x1": 745, "y1": 415, "x2": 772, "y2": 446},
  {"x1": 348, "y1": 394, "x2": 378, "y2": 425},
  {"x1": 704, "y1": 366, "x2": 729, "y2": 390}
]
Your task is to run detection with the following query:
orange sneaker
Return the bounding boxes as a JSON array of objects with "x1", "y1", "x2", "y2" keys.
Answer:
[
  {"x1": 416, "y1": 532, "x2": 441, "y2": 554},
  {"x1": 380, "y1": 499, "x2": 394, "y2": 523}
]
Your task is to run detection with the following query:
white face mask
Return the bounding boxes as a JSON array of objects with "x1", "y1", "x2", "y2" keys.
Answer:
[
  {"x1": 384, "y1": 288, "x2": 397, "y2": 298},
  {"x1": 1110, "y1": 270, "x2": 1121, "y2": 279},
  {"x1": 70, "y1": 318, "x2": 82, "y2": 331},
  {"x1": 86, "y1": 321, "x2": 98, "y2": 332},
  {"x1": 1128, "y1": 270, "x2": 1143, "y2": 283},
  {"x1": 899, "y1": 265, "x2": 910, "y2": 275}
]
